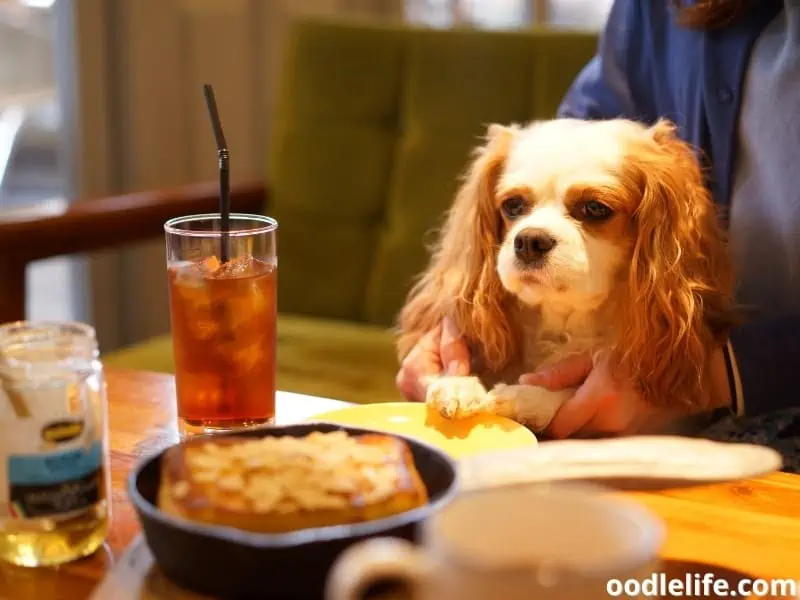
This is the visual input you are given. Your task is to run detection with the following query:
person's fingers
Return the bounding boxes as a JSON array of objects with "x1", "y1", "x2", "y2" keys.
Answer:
[
  {"x1": 395, "y1": 325, "x2": 444, "y2": 402},
  {"x1": 570, "y1": 364, "x2": 658, "y2": 436},
  {"x1": 440, "y1": 316, "x2": 471, "y2": 376},
  {"x1": 519, "y1": 352, "x2": 593, "y2": 390},
  {"x1": 582, "y1": 395, "x2": 640, "y2": 434},
  {"x1": 545, "y1": 370, "x2": 609, "y2": 439},
  {"x1": 415, "y1": 321, "x2": 443, "y2": 357},
  {"x1": 396, "y1": 365, "x2": 426, "y2": 402}
]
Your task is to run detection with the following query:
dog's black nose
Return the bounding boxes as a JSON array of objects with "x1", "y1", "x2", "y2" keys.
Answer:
[{"x1": 514, "y1": 228, "x2": 557, "y2": 264}]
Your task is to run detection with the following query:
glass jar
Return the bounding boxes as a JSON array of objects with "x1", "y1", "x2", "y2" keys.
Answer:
[{"x1": 0, "y1": 321, "x2": 110, "y2": 567}]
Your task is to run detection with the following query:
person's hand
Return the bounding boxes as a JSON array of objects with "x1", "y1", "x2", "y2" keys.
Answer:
[
  {"x1": 520, "y1": 352, "x2": 672, "y2": 438},
  {"x1": 521, "y1": 345, "x2": 732, "y2": 438},
  {"x1": 395, "y1": 317, "x2": 471, "y2": 402}
]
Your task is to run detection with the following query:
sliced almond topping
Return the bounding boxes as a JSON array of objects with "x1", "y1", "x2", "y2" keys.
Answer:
[
  {"x1": 171, "y1": 480, "x2": 190, "y2": 499},
  {"x1": 218, "y1": 473, "x2": 245, "y2": 492},
  {"x1": 193, "y1": 469, "x2": 217, "y2": 484},
  {"x1": 183, "y1": 431, "x2": 406, "y2": 513}
]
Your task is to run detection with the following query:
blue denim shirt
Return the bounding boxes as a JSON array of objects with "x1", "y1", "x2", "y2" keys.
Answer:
[{"x1": 557, "y1": 0, "x2": 799, "y2": 416}]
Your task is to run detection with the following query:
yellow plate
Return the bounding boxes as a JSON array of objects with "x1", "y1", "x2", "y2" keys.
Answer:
[{"x1": 307, "y1": 402, "x2": 536, "y2": 459}]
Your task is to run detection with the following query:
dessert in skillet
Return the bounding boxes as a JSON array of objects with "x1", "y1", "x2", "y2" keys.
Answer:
[{"x1": 157, "y1": 430, "x2": 428, "y2": 533}]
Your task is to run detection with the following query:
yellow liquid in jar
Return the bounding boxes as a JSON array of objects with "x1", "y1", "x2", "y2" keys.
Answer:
[
  {"x1": 0, "y1": 321, "x2": 110, "y2": 567},
  {"x1": 0, "y1": 500, "x2": 108, "y2": 567}
]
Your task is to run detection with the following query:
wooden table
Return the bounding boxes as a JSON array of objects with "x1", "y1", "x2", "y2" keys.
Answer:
[{"x1": 1, "y1": 368, "x2": 799, "y2": 600}]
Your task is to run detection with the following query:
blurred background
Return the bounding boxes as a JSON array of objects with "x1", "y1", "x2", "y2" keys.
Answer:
[{"x1": 0, "y1": 0, "x2": 611, "y2": 361}]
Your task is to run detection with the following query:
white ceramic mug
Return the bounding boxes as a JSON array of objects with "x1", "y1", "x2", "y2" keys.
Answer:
[{"x1": 326, "y1": 483, "x2": 664, "y2": 600}]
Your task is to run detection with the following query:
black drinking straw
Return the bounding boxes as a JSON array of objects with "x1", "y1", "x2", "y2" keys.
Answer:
[{"x1": 203, "y1": 84, "x2": 231, "y2": 263}]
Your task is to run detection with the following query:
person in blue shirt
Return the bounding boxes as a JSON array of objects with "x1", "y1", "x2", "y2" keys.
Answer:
[{"x1": 395, "y1": 0, "x2": 800, "y2": 456}]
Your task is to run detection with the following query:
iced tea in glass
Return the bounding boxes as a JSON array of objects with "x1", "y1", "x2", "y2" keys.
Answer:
[{"x1": 164, "y1": 214, "x2": 277, "y2": 435}]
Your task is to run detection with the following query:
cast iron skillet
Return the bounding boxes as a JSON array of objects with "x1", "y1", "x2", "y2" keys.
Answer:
[{"x1": 128, "y1": 422, "x2": 459, "y2": 600}]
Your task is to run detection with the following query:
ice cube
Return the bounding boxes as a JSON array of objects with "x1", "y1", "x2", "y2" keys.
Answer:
[
  {"x1": 173, "y1": 260, "x2": 215, "y2": 288},
  {"x1": 202, "y1": 256, "x2": 221, "y2": 272},
  {"x1": 226, "y1": 339, "x2": 267, "y2": 374},
  {"x1": 172, "y1": 262, "x2": 218, "y2": 340},
  {"x1": 219, "y1": 292, "x2": 270, "y2": 335},
  {"x1": 212, "y1": 255, "x2": 255, "y2": 279}
]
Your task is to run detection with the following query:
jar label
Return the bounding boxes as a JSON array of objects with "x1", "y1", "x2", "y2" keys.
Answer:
[
  {"x1": 7, "y1": 440, "x2": 103, "y2": 518},
  {"x1": 0, "y1": 399, "x2": 107, "y2": 520}
]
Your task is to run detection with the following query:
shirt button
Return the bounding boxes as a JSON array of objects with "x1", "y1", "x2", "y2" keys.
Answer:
[{"x1": 717, "y1": 86, "x2": 733, "y2": 103}]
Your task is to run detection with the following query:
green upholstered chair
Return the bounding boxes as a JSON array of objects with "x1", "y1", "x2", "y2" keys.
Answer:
[{"x1": 103, "y1": 18, "x2": 598, "y2": 405}]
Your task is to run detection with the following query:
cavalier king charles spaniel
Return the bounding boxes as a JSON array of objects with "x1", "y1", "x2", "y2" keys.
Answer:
[{"x1": 397, "y1": 118, "x2": 736, "y2": 432}]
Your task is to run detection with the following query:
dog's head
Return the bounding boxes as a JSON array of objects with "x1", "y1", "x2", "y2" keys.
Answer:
[
  {"x1": 398, "y1": 118, "x2": 736, "y2": 406},
  {"x1": 494, "y1": 119, "x2": 640, "y2": 310}
]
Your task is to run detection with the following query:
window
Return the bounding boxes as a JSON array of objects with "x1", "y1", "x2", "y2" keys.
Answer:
[
  {"x1": 0, "y1": 0, "x2": 81, "y2": 322},
  {"x1": 546, "y1": 0, "x2": 613, "y2": 29},
  {"x1": 405, "y1": 0, "x2": 530, "y2": 29},
  {"x1": 405, "y1": 0, "x2": 613, "y2": 30}
]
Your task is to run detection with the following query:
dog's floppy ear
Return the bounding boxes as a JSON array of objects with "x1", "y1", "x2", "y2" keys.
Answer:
[
  {"x1": 486, "y1": 123, "x2": 517, "y2": 140},
  {"x1": 396, "y1": 123, "x2": 518, "y2": 370},
  {"x1": 614, "y1": 119, "x2": 736, "y2": 408}
]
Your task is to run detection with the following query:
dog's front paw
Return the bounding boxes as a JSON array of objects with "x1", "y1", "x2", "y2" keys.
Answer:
[
  {"x1": 488, "y1": 384, "x2": 572, "y2": 431},
  {"x1": 426, "y1": 376, "x2": 490, "y2": 420}
]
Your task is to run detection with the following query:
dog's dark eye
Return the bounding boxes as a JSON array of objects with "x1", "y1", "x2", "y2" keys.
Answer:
[
  {"x1": 581, "y1": 200, "x2": 613, "y2": 221},
  {"x1": 501, "y1": 196, "x2": 527, "y2": 219}
]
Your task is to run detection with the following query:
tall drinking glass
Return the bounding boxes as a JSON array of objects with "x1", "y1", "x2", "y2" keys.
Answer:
[{"x1": 164, "y1": 214, "x2": 277, "y2": 435}]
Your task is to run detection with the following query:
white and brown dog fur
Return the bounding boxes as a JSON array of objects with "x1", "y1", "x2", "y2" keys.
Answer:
[{"x1": 396, "y1": 118, "x2": 736, "y2": 431}]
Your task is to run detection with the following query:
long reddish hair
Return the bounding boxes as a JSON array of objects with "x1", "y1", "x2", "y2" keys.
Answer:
[
  {"x1": 611, "y1": 120, "x2": 736, "y2": 408},
  {"x1": 396, "y1": 125, "x2": 517, "y2": 372},
  {"x1": 671, "y1": 0, "x2": 755, "y2": 29}
]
